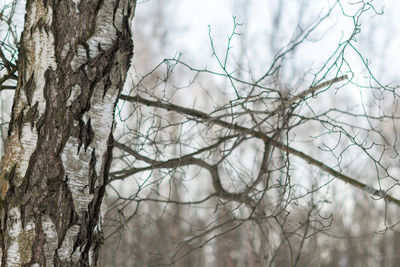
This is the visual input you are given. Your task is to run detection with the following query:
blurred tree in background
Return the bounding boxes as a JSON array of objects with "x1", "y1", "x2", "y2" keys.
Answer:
[{"x1": 1, "y1": 0, "x2": 400, "y2": 266}]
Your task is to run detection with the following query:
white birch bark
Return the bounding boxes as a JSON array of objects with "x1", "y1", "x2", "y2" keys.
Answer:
[{"x1": 0, "y1": 0, "x2": 135, "y2": 265}]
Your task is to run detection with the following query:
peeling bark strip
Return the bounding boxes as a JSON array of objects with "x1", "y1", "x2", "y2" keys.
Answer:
[{"x1": 0, "y1": 0, "x2": 135, "y2": 266}]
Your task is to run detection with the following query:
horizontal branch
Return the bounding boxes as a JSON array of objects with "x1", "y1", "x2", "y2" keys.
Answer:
[
  {"x1": 119, "y1": 93, "x2": 400, "y2": 206},
  {"x1": 113, "y1": 141, "x2": 257, "y2": 206}
]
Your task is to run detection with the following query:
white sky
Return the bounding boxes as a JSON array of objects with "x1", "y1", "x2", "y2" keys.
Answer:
[
  {"x1": 134, "y1": 0, "x2": 400, "y2": 85},
  {"x1": 126, "y1": 0, "x2": 400, "y2": 206}
]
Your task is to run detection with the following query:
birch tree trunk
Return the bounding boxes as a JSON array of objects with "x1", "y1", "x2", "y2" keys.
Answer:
[{"x1": 0, "y1": 0, "x2": 135, "y2": 265}]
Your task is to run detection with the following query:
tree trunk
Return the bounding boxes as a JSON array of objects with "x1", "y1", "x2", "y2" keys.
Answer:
[{"x1": 0, "y1": 0, "x2": 135, "y2": 265}]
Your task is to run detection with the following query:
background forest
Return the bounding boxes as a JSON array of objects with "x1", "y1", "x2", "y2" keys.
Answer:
[{"x1": 1, "y1": 0, "x2": 400, "y2": 266}]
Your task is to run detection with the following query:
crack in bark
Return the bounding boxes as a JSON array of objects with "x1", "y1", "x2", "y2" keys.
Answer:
[{"x1": 0, "y1": 0, "x2": 136, "y2": 265}]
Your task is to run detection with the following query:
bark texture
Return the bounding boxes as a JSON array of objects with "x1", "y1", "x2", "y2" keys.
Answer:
[{"x1": 0, "y1": 0, "x2": 135, "y2": 265}]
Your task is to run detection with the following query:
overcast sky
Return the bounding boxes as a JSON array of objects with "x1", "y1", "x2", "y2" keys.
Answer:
[{"x1": 133, "y1": 0, "x2": 400, "y2": 86}]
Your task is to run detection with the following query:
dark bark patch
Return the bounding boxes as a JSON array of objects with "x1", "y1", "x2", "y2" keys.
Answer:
[
  {"x1": 112, "y1": 0, "x2": 121, "y2": 27},
  {"x1": 102, "y1": 76, "x2": 111, "y2": 98},
  {"x1": 76, "y1": 116, "x2": 95, "y2": 153},
  {"x1": 24, "y1": 102, "x2": 39, "y2": 128},
  {"x1": 84, "y1": 118, "x2": 94, "y2": 151},
  {"x1": 33, "y1": 17, "x2": 51, "y2": 36},
  {"x1": 4, "y1": 164, "x2": 16, "y2": 184},
  {"x1": 89, "y1": 149, "x2": 96, "y2": 194},
  {"x1": 77, "y1": 119, "x2": 85, "y2": 154},
  {"x1": 16, "y1": 105, "x2": 26, "y2": 139},
  {"x1": 25, "y1": 72, "x2": 35, "y2": 105}
]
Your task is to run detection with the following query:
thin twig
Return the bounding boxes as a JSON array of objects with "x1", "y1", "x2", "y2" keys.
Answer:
[{"x1": 119, "y1": 93, "x2": 400, "y2": 206}]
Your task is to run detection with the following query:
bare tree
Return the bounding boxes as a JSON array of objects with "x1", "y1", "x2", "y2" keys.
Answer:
[
  {"x1": 102, "y1": 0, "x2": 400, "y2": 266},
  {"x1": 1, "y1": 0, "x2": 400, "y2": 266}
]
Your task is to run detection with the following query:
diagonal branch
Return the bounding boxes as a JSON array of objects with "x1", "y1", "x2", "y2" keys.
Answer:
[
  {"x1": 119, "y1": 93, "x2": 400, "y2": 206},
  {"x1": 269, "y1": 75, "x2": 348, "y2": 117},
  {"x1": 0, "y1": 47, "x2": 16, "y2": 73}
]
